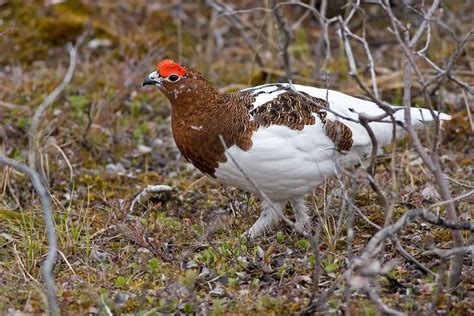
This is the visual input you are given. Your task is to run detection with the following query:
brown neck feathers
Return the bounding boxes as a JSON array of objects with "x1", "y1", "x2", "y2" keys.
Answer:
[{"x1": 169, "y1": 75, "x2": 257, "y2": 177}]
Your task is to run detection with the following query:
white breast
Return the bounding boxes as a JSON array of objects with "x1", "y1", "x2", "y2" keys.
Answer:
[{"x1": 214, "y1": 116, "x2": 361, "y2": 201}]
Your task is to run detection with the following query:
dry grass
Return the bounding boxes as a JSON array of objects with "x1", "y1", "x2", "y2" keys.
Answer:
[{"x1": 0, "y1": 1, "x2": 472, "y2": 315}]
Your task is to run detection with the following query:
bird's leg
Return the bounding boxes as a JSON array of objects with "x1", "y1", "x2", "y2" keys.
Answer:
[
  {"x1": 291, "y1": 198, "x2": 311, "y2": 232},
  {"x1": 245, "y1": 200, "x2": 286, "y2": 238}
]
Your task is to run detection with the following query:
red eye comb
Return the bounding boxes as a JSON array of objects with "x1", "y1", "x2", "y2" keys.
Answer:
[{"x1": 156, "y1": 59, "x2": 186, "y2": 78}]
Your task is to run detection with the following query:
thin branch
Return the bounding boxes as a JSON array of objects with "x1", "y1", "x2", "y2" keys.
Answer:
[
  {"x1": 429, "y1": 189, "x2": 474, "y2": 209},
  {"x1": 422, "y1": 29, "x2": 474, "y2": 96},
  {"x1": 391, "y1": 238, "x2": 434, "y2": 276},
  {"x1": 338, "y1": 17, "x2": 396, "y2": 116},
  {"x1": 409, "y1": 0, "x2": 441, "y2": 47},
  {"x1": 28, "y1": 37, "x2": 83, "y2": 174},
  {"x1": 272, "y1": 0, "x2": 293, "y2": 81},
  {"x1": 302, "y1": 274, "x2": 344, "y2": 315},
  {"x1": 364, "y1": 285, "x2": 405, "y2": 316},
  {"x1": 430, "y1": 259, "x2": 446, "y2": 313},
  {"x1": 0, "y1": 155, "x2": 58, "y2": 316},
  {"x1": 424, "y1": 245, "x2": 474, "y2": 259},
  {"x1": 360, "y1": 208, "x2": 473, "y2": 262},
  {"x1": 206, "y1": 0, "x2": 265, "y2": 66}
]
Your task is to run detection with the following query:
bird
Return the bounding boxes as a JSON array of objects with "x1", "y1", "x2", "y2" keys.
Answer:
[{"x1": 143, "y1": 59, "x2": 451, "y2": 238}]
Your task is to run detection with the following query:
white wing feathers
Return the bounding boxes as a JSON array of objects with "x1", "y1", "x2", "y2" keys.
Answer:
[{"x1": 248, "y1": 83, "x2": 451, "y2": 148}]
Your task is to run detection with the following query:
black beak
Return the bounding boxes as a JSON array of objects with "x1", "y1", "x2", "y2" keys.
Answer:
[{"x1": 143, "y1": 77, "x2": 156, "y2": 87}]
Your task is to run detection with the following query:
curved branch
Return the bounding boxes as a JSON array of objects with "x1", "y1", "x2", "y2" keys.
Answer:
[{"x1": 0, "y1": 155, "x2": 58, "y2": 316}]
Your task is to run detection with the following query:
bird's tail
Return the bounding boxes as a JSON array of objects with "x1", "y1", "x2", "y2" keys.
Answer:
[
  {"x1": 392, "y1": 106, "x2": 451, "y2": 129},
  {"x1": 367, "y1": 106, "x2": 451, "y2": 147}
]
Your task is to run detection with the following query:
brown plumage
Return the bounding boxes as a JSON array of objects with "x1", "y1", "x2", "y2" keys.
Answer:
[{"x1": 250, "y1": 90, "x2": 328, "y2": 130}]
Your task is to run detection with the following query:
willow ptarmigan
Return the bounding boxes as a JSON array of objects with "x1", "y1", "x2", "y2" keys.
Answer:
[{"x1": 143, "y1": 59, "x2": 450, "y2": 238}]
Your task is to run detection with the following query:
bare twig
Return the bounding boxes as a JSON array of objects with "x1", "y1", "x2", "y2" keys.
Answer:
[
  {"x1": 409, "y1": 0, "x2": 441, "y2": 47},
  {"x1": 339, "y1": 23, "x2": 392, "y2": 110},
  {"x1": 360, "y1": 208, "x2": 473, "y2": 262},
  {"x1": 462, "y1": 89, "x2": 474, "y2": 132},
  {"x1": 308, "y1": 225, "x2": 322, "y2": 301},
  {"x1": 0, "y1": 155, "x2": 58, "y2": 316},
  {"x1": 28, "y1": 35, "x2": 84, "y2": 175},
  {"x1": 391, "y1": 238, "x2": 434, "y2": 275},
  {"x1": 276, "y1": 1, "x2": 340, "y2": 73},
  {"x1": 422, "y1": 29, "x2": 474, "y2": 96},
  {"x1": 0, "y1": 100, "x2": 30, "y2": 111},
  {"x1": 0, "y1": 27, "x2": 11, "y2": 37},
  {"x1": 424, "y1": 245, "x2": 474, "y2": 259},
  {"x1": 344, "y1": 180, "x2": 357, "y2": 312},
  {"x1": 429, "y1": 189, "x2": 474, "y2": 209},
  {"x1": 302, "y1": 274, "x2": 344, "y2": 315},
  {"x1": 364, "y1": 285, "x2": 405, "y2": 316},
  {"x1": 272, "y1": 0, "x2": 293, "y2": 81},
  {"x1": 206, "y1": 0, "x2": 265, "y2": 66}
]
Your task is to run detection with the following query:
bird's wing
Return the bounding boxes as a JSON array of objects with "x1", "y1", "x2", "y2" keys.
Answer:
[
  {"x1": 242, "y1": 83, "x2": 450, "y2": 150},
  {"x1": 241, "y1": 83, "x2": 360, "y2": 152}
]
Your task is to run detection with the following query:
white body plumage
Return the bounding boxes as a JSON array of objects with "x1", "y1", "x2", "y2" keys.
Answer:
[{"x1": 213, "y1": 84, "x2": 450, "y2": 236}]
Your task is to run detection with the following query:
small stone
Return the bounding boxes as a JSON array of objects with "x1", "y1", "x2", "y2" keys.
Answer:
[
  {"x1": 137, "y1": 247, "x2": 151, "y2": 253},
  {"x1": 105, "y1": 162, "x2": 126, "y2": 175},
  {"x1": 421, "y1": 184, "x2": 440, "y2": 200},
  {"x1": 63, "y1": 192, "x2": 71, "y2": 201},
  {"x1": 114, "y1": 292, "x2": 130, "y2": 306},
  {"x1": 186, "y1": 260, "x2": 198, "y2": 269},
  {"x1": 152, "y1": 138, "x2": 164, "y2": 147},
  {"x1": 236, "y1": 256, "x2": 248, "y2": 264},
  {"x1": 137, "y1": 144, "x2": 152, "y2": 155},
  {"x1": 88, "y1": 306, "x2": 99, "y2": 315},
  {"x1": 199, "y1": 267, "x2": 211, "y2": 279},
  {"x1": 409, "y1": 157, "x2": 423, "y2": 166},
  {"x1": 91, "y1": 249, "x2": 108, "y2": 263},
  {"x1": 88, "y1": 38, "x2": 112, "y2": 50},
  {"x1": 209, "y1": 286, "x2": 225, "y2": 297}
]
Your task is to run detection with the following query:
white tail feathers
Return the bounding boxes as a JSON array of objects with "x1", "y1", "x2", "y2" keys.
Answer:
[
  {"x1": 366, "y1": 106, "x2": 451, "y2": 147},
  {"x1": 392, "y1": 107, "x2": 451, "y2": 129}
]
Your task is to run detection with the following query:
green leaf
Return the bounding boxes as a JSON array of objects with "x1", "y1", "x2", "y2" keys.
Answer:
[
  {"x1": 148, "y1": 258, "x2": 161, "y2": 270},
  {"x1": 324, "y1": 262, "x2": 339, "y2": 273},
  {"x1": 297, "y1": 239, "x2": 309, "y2": 250},
  {"x1": 183, "y1": 303, "x2": 193, "y2": 314},
  {"x1": 68, "y1": 95, "x2": 88, "y2": 111},
  {"x1": 276, "y1": 232, "x2": 285, "y2": 243},
  {"x1": 115, "y1": 276, "x2": 126, "y2": 287}
]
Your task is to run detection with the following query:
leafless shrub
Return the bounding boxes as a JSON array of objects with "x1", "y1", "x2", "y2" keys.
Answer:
[{"x1": 207, "y1": 0, "x2": 473, "y2": 314}]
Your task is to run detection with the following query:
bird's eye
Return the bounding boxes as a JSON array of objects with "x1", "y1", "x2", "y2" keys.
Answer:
[{"x1": 168, "y1": 74, "x2": 179, "y2": 82}]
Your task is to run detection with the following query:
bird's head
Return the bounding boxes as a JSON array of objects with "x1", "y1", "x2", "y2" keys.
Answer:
[{"x1": 143, "y1": 59, "x2": 216, "y2": 103}]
